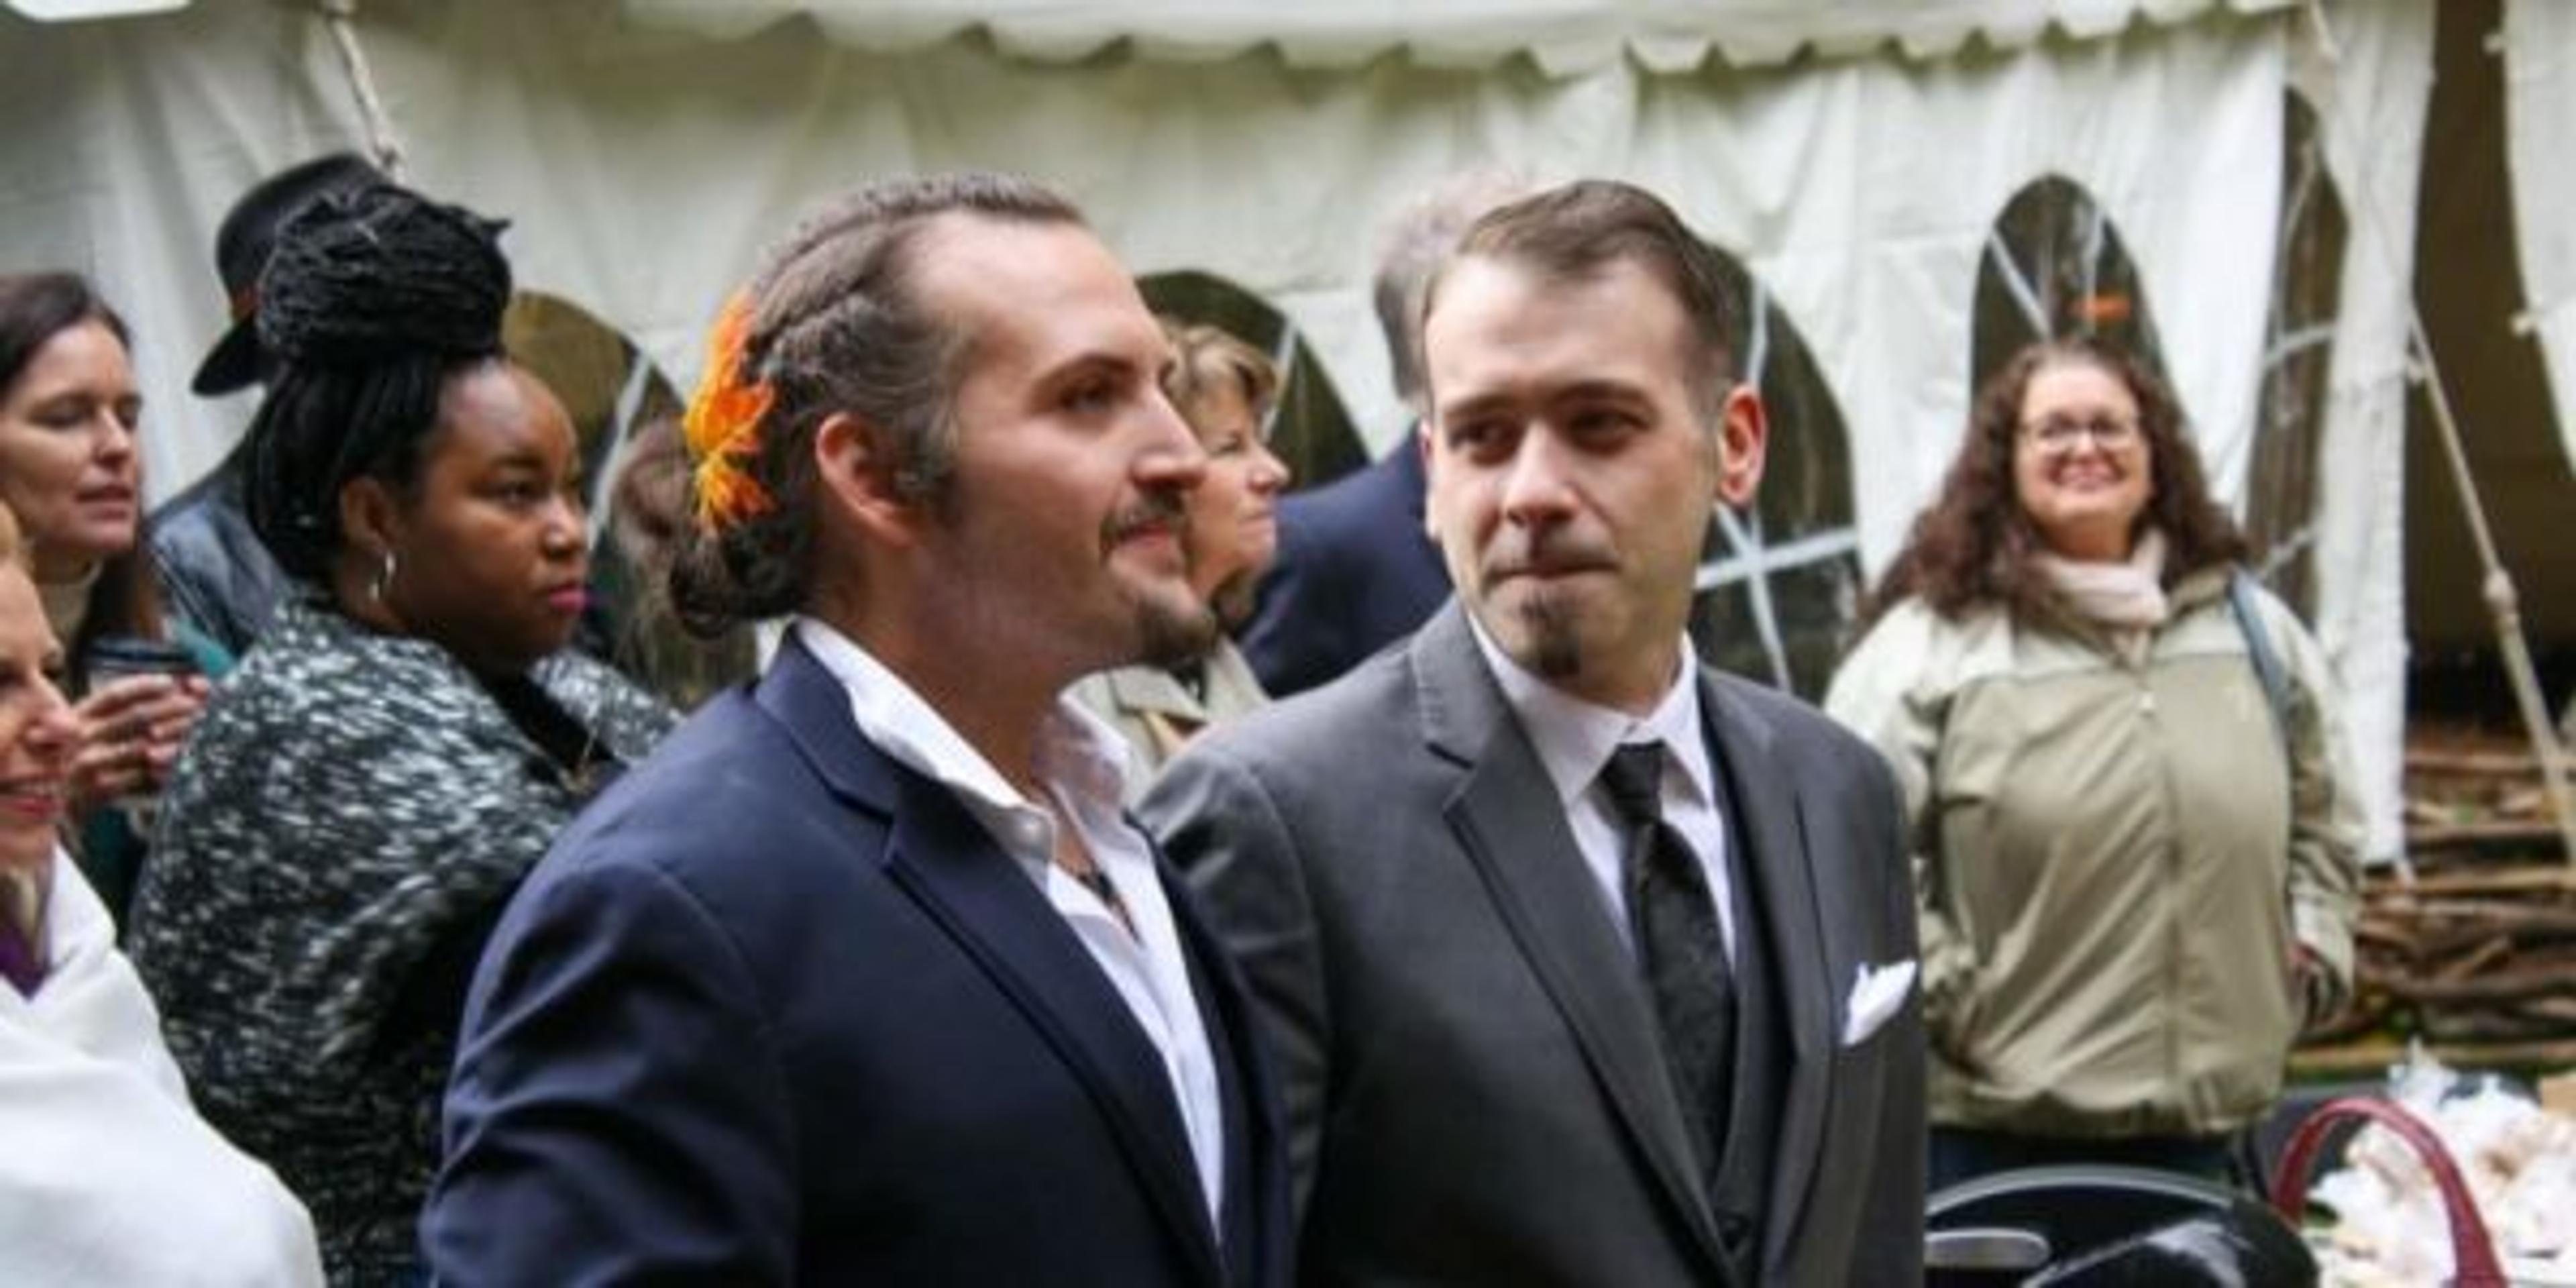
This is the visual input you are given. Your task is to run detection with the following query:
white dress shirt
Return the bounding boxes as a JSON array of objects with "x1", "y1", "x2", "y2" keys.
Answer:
[
  {"x1": 1468, "y1": 617, "x2": 1738, "y2": 962},
  {"x1": 796, "y1": 618, "x2": 1228, "y2": 1224}
]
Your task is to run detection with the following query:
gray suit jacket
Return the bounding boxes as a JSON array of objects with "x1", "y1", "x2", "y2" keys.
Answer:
[{"x1": 1143, "y1": 604, "x2": 1924, "y2": 1287}]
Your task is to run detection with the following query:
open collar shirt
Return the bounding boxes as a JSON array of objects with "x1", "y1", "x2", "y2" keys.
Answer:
[{"x1": 795, "y1": 618, "x2": 1226, "y2": 1224}]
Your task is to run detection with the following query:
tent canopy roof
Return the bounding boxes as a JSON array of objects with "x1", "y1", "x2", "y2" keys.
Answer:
[{"x1": 616, "y1": 0, "x2": 2298, "y2": 74}]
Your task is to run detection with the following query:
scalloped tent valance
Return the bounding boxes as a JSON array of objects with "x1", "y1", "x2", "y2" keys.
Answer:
[
  {"x1": 3, "y1": 0, "x2": 185, "y2": 17},
  {"x1": 616, "y1": 0, "x2": 2299, "y2": 74}
]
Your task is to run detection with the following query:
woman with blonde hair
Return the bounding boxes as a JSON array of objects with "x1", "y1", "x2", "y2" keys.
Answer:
[
  {"x1": 1073, "y1": 319, "x2": 1290, "y2": 782},
  {"x1": 0, "y1": 501, "x2": 322, "y2": 1285}
]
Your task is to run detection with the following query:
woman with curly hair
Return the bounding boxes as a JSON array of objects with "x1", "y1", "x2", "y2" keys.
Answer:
[{"x1": 1825, "y1": 337, "x2": 2363, "y2": 1188}]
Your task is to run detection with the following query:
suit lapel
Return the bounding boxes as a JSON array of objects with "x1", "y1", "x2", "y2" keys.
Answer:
[
  {"x1": 756, "y1": 640, "x2": 1225, "y2": 1283},
  {"x1": 1411, "y1": 608, "x2": 1729, "y2": 1276},
  {"x1": 880, "y1": 792, "x2": 1223, "y2": 1281},
  {"x1": 1699, "y1": 673, "x2": 1837, "y2": 1267},
  {"x1": 1158, "y1": 829, "x2": 1289, "y2": 1288}
]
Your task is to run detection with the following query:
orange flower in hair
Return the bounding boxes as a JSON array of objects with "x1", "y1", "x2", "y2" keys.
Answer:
[{"x1": 682, "y1": 290, "x2": 777, "y2": 533}]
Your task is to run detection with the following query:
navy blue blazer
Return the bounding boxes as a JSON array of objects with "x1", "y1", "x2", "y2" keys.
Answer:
[
  {"x1": 424, "y1": 637, "x2": 1292, "y2": 1287},
  {"x1": 1237, "y1": 434, "x2": 1450, "y2": 699}
]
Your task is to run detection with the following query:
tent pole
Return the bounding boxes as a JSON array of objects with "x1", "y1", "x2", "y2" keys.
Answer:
[
  {"x1": 2404, "y1": 316, "x2": 2576, "y2": 871},
  {"x1": 317, "y1": 0, "x2": 405, "y2": 179},
  {"x1": 2303, "y1": 0, "x2": 2576, "y2": 873}
]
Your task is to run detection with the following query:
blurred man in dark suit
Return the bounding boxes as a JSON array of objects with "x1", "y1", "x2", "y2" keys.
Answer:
[
  {"x1": 152, "y1": 152, "x2": 382, "y2": 655},
  {"x1": 1236, "y1": 170, "x2": 1526, "y2": 697}
]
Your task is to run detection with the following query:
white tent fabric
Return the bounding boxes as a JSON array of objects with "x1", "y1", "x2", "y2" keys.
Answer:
[
  {"x1": 2292, "y1": 0, "x2": 2436, "y2": 863},
  {"x1": 0, "y1": 0, "x2": 2418, "y2": 854},
  {"x1": 4, "y1": 0, "x2": 186, "y2": 18},
  {"x1": 0, "y1": 3, "x2": 358, "y2": 482},
  {"x1": 3, "y1": 0, "x2": 2289, "y2": 552},
  {"x1": 2505, "y1": 0, "x2": 2576, "y2": 474},
  {"x1": 618, "y1": 0, "x2": 2300, "y2": 73}
]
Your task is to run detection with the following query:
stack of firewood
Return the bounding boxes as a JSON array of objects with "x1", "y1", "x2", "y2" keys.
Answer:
[
  {"x1": 2294, "y1": 741, "x2": 2576, "y2": 1076},
  {"x1": 2402, "y1": 745, "x2": 2568, "y2": 857}
]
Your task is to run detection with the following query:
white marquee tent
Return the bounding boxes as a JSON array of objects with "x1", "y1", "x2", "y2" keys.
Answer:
[{"x1": 5, "y1": 0, "x2": 2561, "y2": 863}]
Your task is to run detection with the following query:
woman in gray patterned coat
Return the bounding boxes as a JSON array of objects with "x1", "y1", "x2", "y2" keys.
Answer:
[{"x1": 124, "y1": 184, "x2": 676, "y2": 1283}]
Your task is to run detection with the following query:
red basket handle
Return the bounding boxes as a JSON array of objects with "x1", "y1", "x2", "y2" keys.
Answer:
[{"x1": 2268, "y1": 1095, "x2": 2506, "y2": 1287}]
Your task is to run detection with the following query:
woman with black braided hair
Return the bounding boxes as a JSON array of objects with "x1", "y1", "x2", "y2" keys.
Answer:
[{"x1": 124, "y1": 183, "x2": 676, "y2": 1283}]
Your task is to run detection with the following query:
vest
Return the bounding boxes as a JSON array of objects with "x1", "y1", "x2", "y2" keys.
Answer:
[{"x1": 1701, "y1": 722, "x2": 1788, "y2": 1286}]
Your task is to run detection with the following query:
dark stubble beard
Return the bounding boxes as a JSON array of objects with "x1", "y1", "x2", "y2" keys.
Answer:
[
  {"x1": 1104, "y1": 490, "x2": 1220, "y2": 669},
  {"x1": 1134, "y1": 588, "x2": 1219, "y2": 671}
]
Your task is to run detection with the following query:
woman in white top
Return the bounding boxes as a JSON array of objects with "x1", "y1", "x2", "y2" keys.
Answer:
[{"x1": 0, "y1": 500, "x2": 322, "y2": 1287}]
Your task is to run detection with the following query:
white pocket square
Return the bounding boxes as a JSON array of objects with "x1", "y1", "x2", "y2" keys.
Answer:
[{"x1": 1840, "y1": 959, "x2": 1917, "y2": 1047}]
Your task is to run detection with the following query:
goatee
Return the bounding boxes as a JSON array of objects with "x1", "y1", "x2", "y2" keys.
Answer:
[
  {"x1": 1134, "y1": 590, "x2": 1220, "y2": 671},
  {"x1": 1514, "y1": 593, "x2": 1584, "y2": 680}
]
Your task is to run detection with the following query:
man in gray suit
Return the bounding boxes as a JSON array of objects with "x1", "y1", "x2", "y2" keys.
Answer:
[{"x1": 1144, "y1": 179, "x2": 1923, "y2": 1286}]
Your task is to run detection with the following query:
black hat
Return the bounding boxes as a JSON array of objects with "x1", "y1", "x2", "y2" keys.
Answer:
[{"x1": 190, "y1": 151, "x2": 385, "y2": 396}]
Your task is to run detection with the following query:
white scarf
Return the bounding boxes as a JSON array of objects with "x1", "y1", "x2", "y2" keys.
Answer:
[
  {"x1": 2035, "y1": 528, "x2": 2171, "y2": 656},
  {"x1": 1, "y1": 864, "x2": 40, "y2": 942},
  {"x1": 36, "y1": 564, "x2": 99, "y2": 655},
  {"x1": 0, "y1": 851, "x2": 324, "y2": 1287}
]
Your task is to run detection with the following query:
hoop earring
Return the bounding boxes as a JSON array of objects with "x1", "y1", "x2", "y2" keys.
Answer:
[{"x1": 370, "y1": 549, "x2": 400, "y2": 606}]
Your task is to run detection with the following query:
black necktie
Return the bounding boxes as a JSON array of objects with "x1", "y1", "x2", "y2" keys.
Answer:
[{"x1": 1599, "y1": 743, "x2": 1736, "y2": 1186}]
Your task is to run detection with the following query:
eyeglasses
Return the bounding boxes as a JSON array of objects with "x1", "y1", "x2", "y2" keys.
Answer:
[{"x1": 2021, "y1": 413, "x2": 2139, "y2": 453}]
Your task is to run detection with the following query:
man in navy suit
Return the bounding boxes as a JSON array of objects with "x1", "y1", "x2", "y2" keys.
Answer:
[
  {"x1": 423, "y1": 173, "x2": 1291, "y2": 1287},
  {"x1": 1237, "y1": 172, "x2": 1527, "y2": 698}
]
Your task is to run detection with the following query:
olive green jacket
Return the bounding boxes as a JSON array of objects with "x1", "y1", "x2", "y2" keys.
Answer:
[{"x1": 1825, "y1": 568, "x2": 2362, "y2": 1137}]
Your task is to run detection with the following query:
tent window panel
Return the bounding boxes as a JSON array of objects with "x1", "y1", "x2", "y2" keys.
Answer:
[
  {"x1": 503, "y1": 292, "x2": 684, "y2": 523},
  {"x1": 1694, "y1": 525, "x2": 1864, "y2": 700},
  {"x1": 1139, "y1": 271, "x2": 1366, "y2": 489},
  {"x1": 2246, "y1": 93, "x2": 2348, "y2": 619},
  {"x1": 1688, "y1": 251, "x2": 1860, "y2": 700},
  {"x1": 1971, "y1": 175, "x2": 2171, "y2": 394},
  {"x1": 503, "y1": 292, "x2": 751, "y2": 711}
]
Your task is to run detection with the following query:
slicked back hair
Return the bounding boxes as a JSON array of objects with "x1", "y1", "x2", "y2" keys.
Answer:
[
  {"x1": 1419, "y1": 179, "x2": 1739, "y2": 427},
  {"x1": 1371, "y1": 168, "x2": 1531, "y2": 409},
  {"x1": 669, "y1": 172, "x2": 1085, "y2": 637}
]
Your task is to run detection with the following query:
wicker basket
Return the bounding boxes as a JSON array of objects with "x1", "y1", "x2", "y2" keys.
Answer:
[{"x1": 2267, "y1": 1095, "x2": 2507, "y2": 1287}]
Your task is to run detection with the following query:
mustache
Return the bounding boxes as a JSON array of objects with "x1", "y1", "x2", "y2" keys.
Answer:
[
  {"x1": 1103, "y1": 491, "x2": 1189, "y2": 545},
  {"x1": 1480, "y1": 530, "x2": 1617, "y2": 582}
]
